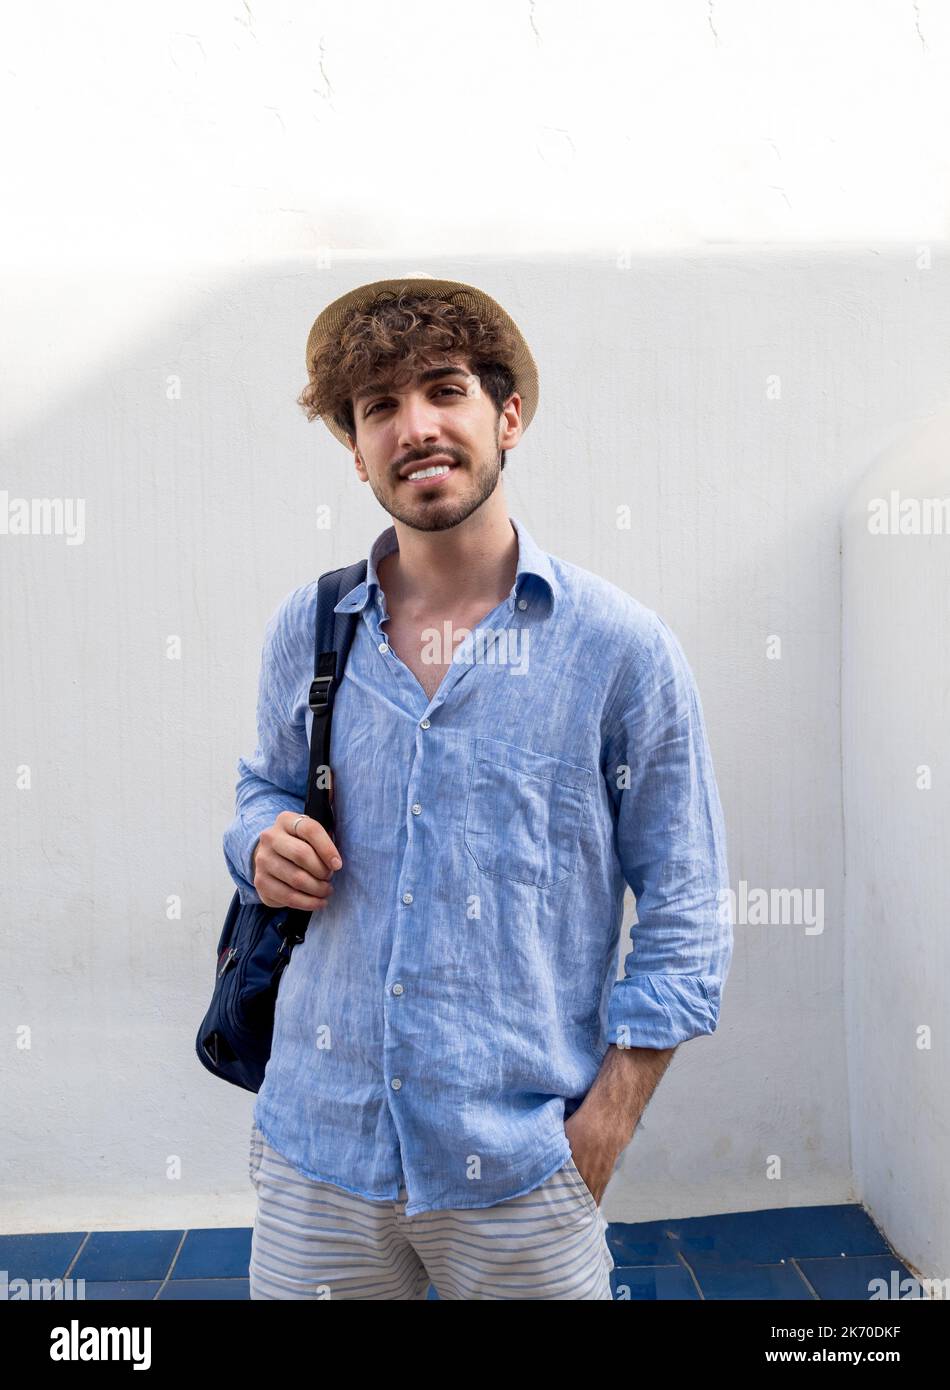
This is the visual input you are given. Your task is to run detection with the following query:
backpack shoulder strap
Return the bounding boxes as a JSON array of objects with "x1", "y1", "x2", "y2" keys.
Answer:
[
  {"x1": 302, "y1": 559, "x2": 368, "y2": 830},
  {"x1": 315, "y1": 559, "x2": 369, "y2": 674}
]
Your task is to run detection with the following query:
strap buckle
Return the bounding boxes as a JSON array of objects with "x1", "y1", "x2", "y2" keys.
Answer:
[{"x1": 308, "y1": 675, "x2": 333, "y2": 711}]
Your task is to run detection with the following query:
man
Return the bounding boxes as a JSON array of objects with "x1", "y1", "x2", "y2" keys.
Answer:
[{"x1": 224, "y1": 275, "x2": 732, "y2": 1300}]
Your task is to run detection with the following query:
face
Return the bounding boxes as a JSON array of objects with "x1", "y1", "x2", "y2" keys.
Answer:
[{"x1": 347, "y1": 357, "x2": 522, "y2": 532}]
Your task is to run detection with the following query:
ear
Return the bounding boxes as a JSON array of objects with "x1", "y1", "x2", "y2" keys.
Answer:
[{"x1": 351, "y1": 441, "x2": 368, "y2": 479}]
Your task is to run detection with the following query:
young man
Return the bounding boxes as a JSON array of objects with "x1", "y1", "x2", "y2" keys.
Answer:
[{"x1": 224, "y1": 275, "x2": 732, "y2": 1300}]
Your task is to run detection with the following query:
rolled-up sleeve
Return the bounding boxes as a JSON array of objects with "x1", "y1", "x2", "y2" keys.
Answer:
[
  {"x1": 222, "y1": 586, "x2": 312, "y2": 904},
  {"x1": 602, "y1": 612, "x2": 733, "y2": 1050}
]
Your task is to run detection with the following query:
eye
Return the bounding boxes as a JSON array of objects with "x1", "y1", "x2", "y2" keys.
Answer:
[{"x1": 364, "y1": 385, "x2": 465, "y2": 417}]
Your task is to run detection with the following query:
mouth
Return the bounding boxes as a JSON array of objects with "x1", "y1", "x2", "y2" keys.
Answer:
[{"x1": 399, "y1": 458, "x2": 460, "y2": 486}]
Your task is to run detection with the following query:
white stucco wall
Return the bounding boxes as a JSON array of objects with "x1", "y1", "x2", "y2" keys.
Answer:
[
  {"x1": 842, "y1": 409, "x2": 950, "y2": 1283},
  {"x1": 1, "y1": 3, "x2": 948, "y2": 1276}
]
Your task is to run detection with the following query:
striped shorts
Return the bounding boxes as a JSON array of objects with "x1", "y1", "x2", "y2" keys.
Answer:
[{"x1": 248, "y1": 1123, "x2": 615, "y2": 1300}]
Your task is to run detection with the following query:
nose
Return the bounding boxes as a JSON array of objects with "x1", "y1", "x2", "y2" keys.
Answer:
[{"x1": 396, "y1": 391, "x2": 443, "y2": 454}]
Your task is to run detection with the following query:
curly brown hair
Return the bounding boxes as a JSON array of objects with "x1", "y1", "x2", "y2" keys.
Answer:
[{"x1": 297, "y1": 289, "x2": 521, "y2": 470}]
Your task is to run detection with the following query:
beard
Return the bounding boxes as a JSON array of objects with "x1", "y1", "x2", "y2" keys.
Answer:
[{"x1": 370, "y1": 445, "x2": 503, "y2": 533}]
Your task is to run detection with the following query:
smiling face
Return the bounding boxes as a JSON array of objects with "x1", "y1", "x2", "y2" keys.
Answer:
[{"x1": 347, "y1": 357, "x2": 523, "y2": 532}]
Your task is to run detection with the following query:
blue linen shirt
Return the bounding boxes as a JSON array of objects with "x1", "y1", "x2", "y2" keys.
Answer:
[{"x1": 222, "y1": 514, "x2": 732, "y2": 1216}]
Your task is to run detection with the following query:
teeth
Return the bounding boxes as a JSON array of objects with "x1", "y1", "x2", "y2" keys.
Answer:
[{"x1": 406, "y1": 464, "x2": 452, "y2": 481}]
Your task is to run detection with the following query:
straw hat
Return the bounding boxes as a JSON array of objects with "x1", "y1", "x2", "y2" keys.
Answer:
[{"x1": 304, "y1": 273, "x2": 539, "y2": 449}]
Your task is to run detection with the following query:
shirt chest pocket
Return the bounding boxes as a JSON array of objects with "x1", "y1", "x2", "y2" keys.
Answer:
[{"x1": 463, "y1": 736, "x2": 593, "y2": 890}]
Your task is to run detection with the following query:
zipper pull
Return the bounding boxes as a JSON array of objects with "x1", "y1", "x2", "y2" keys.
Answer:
[{"x1": 218, "y1": 946, "x2": 238, "y2": 978}]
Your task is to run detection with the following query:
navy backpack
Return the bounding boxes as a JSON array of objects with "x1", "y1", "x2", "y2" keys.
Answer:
[{"x1": 195, "y1": 559, "x2": 368, "y2": 1093}]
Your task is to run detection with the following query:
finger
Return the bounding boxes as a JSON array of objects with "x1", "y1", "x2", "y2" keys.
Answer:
[
  {"x1": 274, "y1": 814, "x2": 339, "y2": 878},
  {"x1": 276, "y1": 812, "x2": 340, "y2": 868},
  {"x1": 257, "y1": 873, "x2": 331, "y2": 912},
  {"x1": 275, "y1": 831, "x2": 335, "y2": 882},
  {"x1": 286, "y1": 813, "x2": 343, "y2": 871},
  {"x1": 271, "y1": 858, "x2": 335, "y2": 898}
]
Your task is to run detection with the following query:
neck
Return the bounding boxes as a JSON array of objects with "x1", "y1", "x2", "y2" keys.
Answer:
[{"x1": 380, "y1": 502, "x2": 518, "y2": 615}]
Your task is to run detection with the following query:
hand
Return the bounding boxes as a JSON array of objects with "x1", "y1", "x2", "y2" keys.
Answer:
[
  {"x1": 564, "y1": 1105, "x2": 627, "y2": 1207},
  {"x1": 252, "y1": 811, "x2": 343, "y2": 910}
]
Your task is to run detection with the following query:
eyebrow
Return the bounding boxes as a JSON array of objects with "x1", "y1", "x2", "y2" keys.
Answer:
[{"x1": 354, "y1": 365, "x2": 471, "y2": 404}]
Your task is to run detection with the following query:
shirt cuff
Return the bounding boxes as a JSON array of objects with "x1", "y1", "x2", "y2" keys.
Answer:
[
  {"x1": 223, "y1": 807, "x2": 284, "y2": 905},
  {"x1": 606, "y1": 973, "x2": 720, "y2": 1050}
]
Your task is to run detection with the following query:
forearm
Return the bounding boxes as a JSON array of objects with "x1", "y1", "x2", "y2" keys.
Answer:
[{"x1": 583, "y1": 1042, "x2": 677, "y2": 1148}]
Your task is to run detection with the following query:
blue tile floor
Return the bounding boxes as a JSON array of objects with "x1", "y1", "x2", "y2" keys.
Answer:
[{"x1": 0, "y1": 1204, "x2": 919, "y2": 1300}]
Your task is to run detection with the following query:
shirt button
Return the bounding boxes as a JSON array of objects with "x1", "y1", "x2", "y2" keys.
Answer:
[
  {"x1": 411, "y1": 803, "x2": 422, "y2": 815},
  {"x1": 517, "y1": 598, "x2": 528, "y2": 610},
  {"x1": 391, "y1": 1077, "x2": 402, "y2": 1090},
  {"x1": 392, "y1": 982, "x2": 404, "y2": 995},
  {"x1": 378, "y1": 641, "x2": 390, "y2": 653},
  {"x1": 419, "y1": 718, "x2": 430, "y2": 729},
  {"x1": 402, "y1": 891, "x2": 413, "y2": 904}
]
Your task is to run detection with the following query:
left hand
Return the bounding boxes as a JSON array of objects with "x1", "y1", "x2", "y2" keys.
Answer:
[{"x1": 564, "y1": 1104, "x2": 628, "y2": 1206}]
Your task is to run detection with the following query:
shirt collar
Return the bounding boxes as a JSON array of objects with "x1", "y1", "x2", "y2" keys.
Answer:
[{"x1": 332, "y1": 514, "x2": 559, "y2": 616}]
